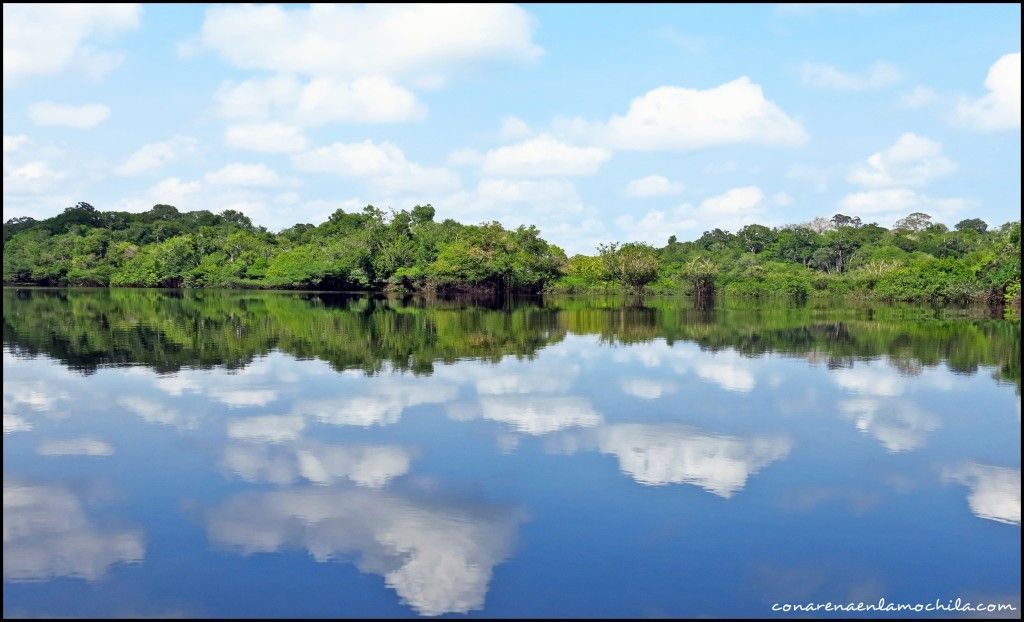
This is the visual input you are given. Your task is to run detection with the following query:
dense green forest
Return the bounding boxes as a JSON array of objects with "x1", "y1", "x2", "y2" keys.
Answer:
[
  {"x1": 2, "y1": 202, "x2": 1020, "y2": 306},
  {"x1": 4, "y1": 288, "x2": 1018, "y2": 390}
]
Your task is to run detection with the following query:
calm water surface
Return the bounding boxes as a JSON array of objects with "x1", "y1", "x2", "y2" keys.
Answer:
[{"x1": 3, "y1": 288, "x2": 1020, "y2": 617}]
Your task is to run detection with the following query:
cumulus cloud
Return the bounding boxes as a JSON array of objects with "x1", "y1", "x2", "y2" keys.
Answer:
[
  {"x1": 149, "y1": 177, "x2": 202, "y2": 206},
  {"x1": 114, "y1": 136, "x2": 197, "y2": 176},
  {"x1": 2, "y1": 160, "x2": 65, "y2": 195},
  {"x1": 222, "y1": 442, "x2": 412, "y2": 488},
  {"x1": 478, "y1": 395, "x2": 603, "y2": 435},
  {"x1": 225, "y1": 123, "x2": 307, "y2": 154},
  {"x1": 442, "y1": 178, "x2": 585, "y2": 225},
  {"x1": 227, "y1": 415, "x2": 305, "y2": 444},
  {"x1": 847, "y1": 133, "x2": 956, "y2": 188},
  {"x1": 594, "y1": 78, "x2": 808, "y2": 151},
  {"x1": 3, "y1": 482, "x2": 144, "y2": 581},
  {"x1": 3, "y1": 413, "x2": 33, "y2": 435},
  {"x1": 207, "y1": 486, "x2": 522, "y2": 616},
  {"x1": 36, "y1": 438, "x2": 114, "y2": 457},
  {"x1": 899, "y1": 86, "x2": 939, "y2": 110},
  {"x1": 833, "y1": 367, "x2": 905, "y2": 397},
  {"x1": 498, "y1": 116, "x2": 533, "y2": 141},
  {"x1": 199, "y1": 4, "x2": 540, "y2": 82},
  {"x1": 447, "y1": 148, "x2": 483, "y2": 167},
  {"x1": 117, "y1": 396, "x2": 196, "y2": 430},
  {"x1": 27, "y1": 102, "x2": 110, "y2": 129},
  {"x1": 839, "y1": 398, "x2": 939, "y2": 453},
  {"x1": 433, "y1": 361, "x2": 578, "y2": 396},
  {"x1": 4, "y1": 379, "x2": 70, "y2": 415},
  {"x1": 799, "y1": 61, "x2": 902, "y2": 90},
  {"x1": 696, "y1": 361, "x2": 756, "y2": 393},
  {"x1": 481, "y1": 135, "x2": 611, "y2": 177},
  {"x1": 616, "y1": 185, "x2": 767, "y2": 243},
  {"x1": 625, "y1": 175, "x2": 685, "y2": 198},
  {"x1": 838, "y1": 188, "x2": 968, "y2": 224},
  {"x1": 200, "y1": 4, "x2": 540, "y2": 129},
  {"x1": 619, "y1": 378, "x2": 678, "y2": 400},
  {"x1": 954, "y1": 52, "x2": 1021, "y2": 131},
  {"x1": 595, "y1": 424, "x2": 792, "y2": 497},
  {"x1": 216, "y1": 75, "x2": 424, "y2": 125},
  {"x1": 293, "y1": 140, "x2": 459, "y2": 195},
  {"x1": 3, "y1": 4, "x2": 141, "y2": 86},
  {"x1": 205, "y1": 163, "x2": 286, "y2": 187},
  {"x1": 943, "y1": 462, "x2": 1021, "y2": 525},
  {"x1": 3, "y1": 135, "x2": 29, "y2": 153},
  {"x1": 292, "y1": 378, "x2": 458, "y2": 428}
]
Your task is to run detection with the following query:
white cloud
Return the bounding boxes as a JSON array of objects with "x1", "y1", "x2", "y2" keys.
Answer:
[
  {"x1": 482, "y1": 135, "x2": 611, "y2": 177},
  {"x1": 225, "y1": 123, "x2": 307, "y2": 154},
  {"x1": 208, "y1": 486, "x2": 522, "y2": 616},
  {"x1": 696, "y1": 186, "x2": 766, "y2": 221},
  {"x1": 36, "y1": 438, "x2": 114, "y2": 457},
  {"x1": 117, "y1": 396, "x2": 195, "y2": 429},
  {"x1": 839, "y1": 398, "x2": 938, "y2": 453},
  {"x1": 27, "y1": 102, "x2": 110, "y2": 129},
  {"x1": 438, "y1": 178, "x2": 596, "y2": 252},
  {"x1": 625, "y1": 175, "x2": 685, "y2": 198},
  {"x1": 3, "y1": 135, "x2": 28, "y2": 153},
  {"x1": 114, "y1": 136, "x2": 197, "y2": 176},
  {"x1": 616, "y1": 185, "x2": 767, "y2": 243},
  {"x1": 847, "y1": 133, "x2": 956, "y2": 188},
  {"x1": 435, "y1": 175, "x2": 610, "y2": 252},
  {"x1": 3, "y1": 483, "x2": 144, "y2": 581},
  {"x1": 153, "y1": 375, "x2": 201, "y2": 396},
  {"x1": 228, "y1": 415, "x2": 305, "y2": 444},
  {"x1": 433, "y1": 361, "x2": 578, "y2": 396},
  {"x1": 200, "y1": 4, "x2": 540, "y2": 82},
  {"x1": 598, "y1": 78, "x2": 808, "y2": 151},
  {"x1": 447, "y1": 148, "x2": 483, "y2": 167},
  {"x1": 619, "y1": 378, "x2": 678, "y2": 400},
  {"x1": 697, "y1": 361, "x2": 756, "y2": 392},
  {"x1": 838, "y1": 188, "x2": 968, "y2": 223},
  {"x1": 3, "y1": 4, "x2": 141, "y2": 86},
  {"x1": 297, "y1": 76, "x2": 424, "y2": 124},
  {"x1": 773, "y1": 191, "x2": 793, "y2": 206},
  {"x1": 595, "y1": 424, "x2": 792, "y2": 497},
  {"x1": 3, "y1": 380, "x2": 70, "y2": 414},
  {"x1": 954, "y1": 52, "x2": 1021, "y2": 131},
  {"x1": 479, "y1": 396, "x2": 603, "y2": 435},
  {"x1": 216, "y1": 75, "x2": 424, "y2": 125},
  {"x1": 3, "y1": 161, "x2": 64, "y2": 195},
  {"x1": 899, "y1": 86, "x2": 938, "y2": 109},
  {"x1": 209, "y1": 389, "x2": 278, "y2": 409},
  {"x1": 223, "y1": 442, "x2": 412, "y2": 488},
  {"x1": 150, "y1": 177, "x2": 202, "y2": 207},
  {"x1": 497, "y1": 116, "x2": 533, "y2": 140},
  {"x1": 205, "y1": 163, "x2": 285, "y2": 187},
  {"x1": 800, "y1": 61, "x2": 902, "y2": 90},
  {"x1": 3, "y1": 413, "x2": 33, "y2": 435},
  {"x1": 117, "y1": 175, "x2": 245, "y2": 215},
  {"x1": 293, "y1": 140, "x2": 459, "y2": 195},
  {"x1": 833, "y1": 367, "x2": 904, "y2": 396},
  {"x1": 293, "y1": 379, "x2": 458, "y2": 428},
  {"x1": 943, "y1": 462, "x2": 1021, "y2": 525}
]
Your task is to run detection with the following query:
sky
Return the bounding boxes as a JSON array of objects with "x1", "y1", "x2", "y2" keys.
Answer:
[{"x1": 2, "y1": 3, "x2": 1021, "y2": 254}]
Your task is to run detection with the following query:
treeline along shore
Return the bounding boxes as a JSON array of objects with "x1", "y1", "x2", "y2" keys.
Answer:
[{"x1": 3, "y1": 202, "x2": 1020, "y2": 307}]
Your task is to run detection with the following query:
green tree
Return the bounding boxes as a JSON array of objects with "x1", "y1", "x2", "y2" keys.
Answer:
[
  {"x1": 599, "y1": 242, "x2": 661, "y2": 296},
  {"x1": 955, "y1": 218, "x2": 988, "y2": 233}
]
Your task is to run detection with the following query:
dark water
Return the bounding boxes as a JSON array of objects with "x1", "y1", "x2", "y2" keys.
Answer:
[{"x1": 3, "y1": 288, "x2": 1020, "y2": 618}]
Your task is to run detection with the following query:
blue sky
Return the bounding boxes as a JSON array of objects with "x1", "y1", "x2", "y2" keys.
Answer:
[{"x1": 3, "y1": 3, "x2": 1020, "y2": 254}]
